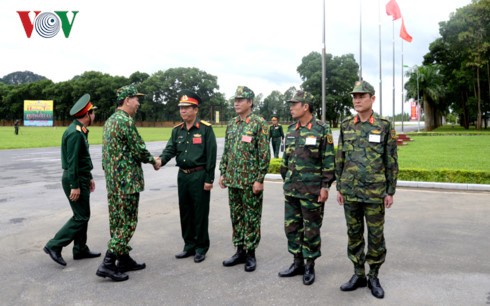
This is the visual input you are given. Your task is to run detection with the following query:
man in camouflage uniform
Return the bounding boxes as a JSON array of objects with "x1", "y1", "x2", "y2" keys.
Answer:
[
  {"x1": 219, "y1": 86, "x2": 270, "y2": 272},
  {"x1": 269, "y1": 116, "x2": 284, "y2": 158},
  {"x1": 159, "y1": 90, "x2": 217, "y2": 263},
  {"x1": 336, "y1": 80, "x2": 398, "y2": 299},
  {"x1": 96, "y1": 85, "x2": 161, "y2": 282},
  {"x1": 278, "y1": 90, "x2": 335, "y2": 285},
  {"x1": 44, "y1": 94, "x2": 101, "y2": 266}
]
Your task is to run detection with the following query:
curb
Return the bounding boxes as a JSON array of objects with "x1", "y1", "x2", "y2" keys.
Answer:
[{"x1": 264, "y1": 174, "x2": 490, "y2": 192}]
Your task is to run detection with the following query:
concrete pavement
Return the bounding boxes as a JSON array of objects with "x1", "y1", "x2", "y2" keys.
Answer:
[{"x1": 1, "y1": 144, "x2": 489, "y2": 305}]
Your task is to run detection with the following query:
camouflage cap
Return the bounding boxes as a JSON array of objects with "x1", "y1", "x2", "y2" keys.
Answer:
[
  {"x1": 287, "y1": 90, "x2": 314, "y2": 104},
  {"x1": 117, "y1": 85, "x2": 144, "y2": 101},
  {"x1": 350, "y1": 80, "x2": 375, "y2": 95},
  {"x1": 233, "y1": 86, "x2": 255, "y2": 100}
]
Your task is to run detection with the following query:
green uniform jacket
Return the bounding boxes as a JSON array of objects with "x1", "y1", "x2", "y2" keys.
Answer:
[
  {"x1": 335, "y1": 112, "x2": 398, "y2": 203},
  {"x1": 269, "y1": 124, "x2": 284, "y2": 139},
  {"x1": 102, "y1": 109, "x2": 155, "y2": 194},
  {"x1": 219, "y1": 113, "x2": 270, "y2": 188},
  {"x1": 61, "y1": 120, "x2": 93, "y2": 189},
  {"x1": 159, "y1": 119, "x2": 217, "y2": 183},
  {"x1": 280, "y1": 118, "x2": 335, "y2": 200}
]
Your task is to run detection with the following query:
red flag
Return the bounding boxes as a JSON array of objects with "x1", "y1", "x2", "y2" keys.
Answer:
[
  {"x1": 400, "y1": 17, "x2": 413, "y2": 42},
  {"x1": 386, "y1": 0, "x2": 402, "y2": 20}
]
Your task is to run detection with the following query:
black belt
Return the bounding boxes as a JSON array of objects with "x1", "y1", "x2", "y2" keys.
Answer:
[{"x1": 180, "y1": 166, "x2": 205, "y2": 174}]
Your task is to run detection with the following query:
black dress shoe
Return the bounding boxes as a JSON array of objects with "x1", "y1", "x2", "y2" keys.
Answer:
[
  {"x1": 44, "y1": 246, "x2": 66, "y2": 266},
  {"x1": 278, "y1": 262, "x2": 305, "y2": 277},
  {"x1": 73, "y1": 250, "x2": 101, "y2": 260},
  {"x1": 368, "y1": 277, "x2": 385, "y2": 299},
  {"x1": 175, "y1": 250, "x2": 195, "y2": 259},
  {"x1": 244, "y1": 250, "x2": 256, "y2": 272},
  {"x1": 303, "y1": 263, "x2": 315, "y2": 285},
  {"x1": 340, "y1": 274, "x2": 367, "y2": 291},
  {"x1": 194, "y1": 253, "x2": 205, "y2": 263}
]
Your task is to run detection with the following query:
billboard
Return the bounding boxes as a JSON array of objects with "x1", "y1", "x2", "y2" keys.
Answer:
[{"x1": 24, "y1": 100, "x2": 54, "y2": 126}]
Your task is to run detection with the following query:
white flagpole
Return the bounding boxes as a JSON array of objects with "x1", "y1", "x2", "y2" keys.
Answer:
[
  {"x1": 321, "y1": 0, "x2": 326, "y2": 122},
  {"x1": 359, "y1": 0, "x2": 363, "y2": 80},
  {"x1": 378, "y1": 0, "x2": 383, "y2": 116},
  {"x1": 401, "y1": 39, "x2": 405, "y2": 132},
  {"x1": 392, "y1": 20, "x2": 395, "y2": 124}
]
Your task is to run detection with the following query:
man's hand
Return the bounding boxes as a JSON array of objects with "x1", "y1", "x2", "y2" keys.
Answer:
[
  {"x1": 89, "y1": 179, "x2": 95, "y2": 192},
  {"x1": 384, "y1": 195, "x2": 394, "y2": 208},
  {"x1": 153, "y1": 157, "x2": 162, "y2": 170},
  {"x1": 317, "y1": 188, "x2": 328, "y2": 203},
  {"x1": 337, "y1": 191, "x2": 344, "y2": 206},
  {"x1": 204, "y1": 183, "x2": 213, "y2": 191},
  {"x1": 70, "y1": 188, "x2": 80, "y2": 202},
  {"x1": 219, "y1": 176, "x2": 227, "y2": 189},
  {"x1": 252, "y1": 181, "x2": 264, "y2": 194}
]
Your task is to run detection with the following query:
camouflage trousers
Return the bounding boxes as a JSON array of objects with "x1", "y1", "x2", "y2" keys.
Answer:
[
  {"x1": 228, "y1": 187, "x2": 263, "y2": 251},
  {"x1": 343, "y1": 201, "x2": 386, "y2": 277},
  {"x1": 107, "y1": 192, "x2": 140, "y2": 256},
  {"x1": 284, "y1": 196, "x2": 324, "y2": 260}
]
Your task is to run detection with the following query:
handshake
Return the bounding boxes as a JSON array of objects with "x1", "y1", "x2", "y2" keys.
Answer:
[{"x1": 153, "y1": 156, "x2": 162, "y2": 171}]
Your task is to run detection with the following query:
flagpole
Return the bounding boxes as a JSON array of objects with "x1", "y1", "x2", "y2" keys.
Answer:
[
  {"x1": 392, "y1": 20, "x2": 395, "y2": 124},
  {"x1": 321, "y1": 0, "x2": 326, "y2": 122},
  {"x1": 401, "y1": 40, "x2": 405, "y2": 132},
  {"x1": 378, "y1": 0, "x2": 383, "y2": 116},
  {"x1": 359, "y1": 0, "x2": 362, "y2": 80}
]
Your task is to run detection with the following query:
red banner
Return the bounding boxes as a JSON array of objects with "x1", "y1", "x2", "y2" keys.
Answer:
[{"x1": 410, "y1": 101, "x2": 417, "y2": 120}]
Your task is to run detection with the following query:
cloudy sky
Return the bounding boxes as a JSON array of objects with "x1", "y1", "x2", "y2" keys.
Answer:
[{"x1": 1, "y1": 0, "x2": 471, "y2": 116}]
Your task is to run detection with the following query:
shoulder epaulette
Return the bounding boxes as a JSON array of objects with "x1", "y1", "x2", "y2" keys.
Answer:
[
  {"x1": 76, "y1": 125, "x2": 82, "y2": 132},
  {"x1": 200, "y1": 120, "x2": 212, "y2": 126},
  {"x1": 173, "y1": 122, "x2": 184, "y2": 128},
  {"x1": 342, "y1": 115, "x2": 354, "y2": 123},
  {"x1": 315, "y1": 119, "x2": 327, "y2": 127},
  {"x1": 288, "y1": 122, "x2": 296, "y2": 128}
]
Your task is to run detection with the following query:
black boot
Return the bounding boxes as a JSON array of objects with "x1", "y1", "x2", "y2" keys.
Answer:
[
  {"x1": 340, "y1": 274, "x2": 367, "y2": 291},
  {"x1": 116, "y1": 254, "x2": 146, "y2": 272},
  {"x1": 96, "y1": 251, "x2": 129, "y2": 282},
  {"x1": 244, "y1": 249, "x2": 256, "y2": 272},
  {"x1": 278, "y1": 256, "x2": 304, "y2": 277},
  {"x1": 223, "y1": 246, "x2": 246, "y2": 267},
  {"x1": 368, "y1": 277, "x2": 385, "y2": 299},
  {"x1": 303, "y1": 260, "x2": 315, "y2": 285}
]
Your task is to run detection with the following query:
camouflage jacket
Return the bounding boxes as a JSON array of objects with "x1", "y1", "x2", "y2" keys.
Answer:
[
  {"x1": 219, "y1": 113, "x2": 270, "y2": 188},
  {"x1": 102, "y1": 109, "x2": 155, "y2": 194},
  {"x1": 335, "y1": 112, "x2": 398, "y2": 203},
  {"x1": 160, "y1": 119, "x2": 217, "y2": 183},
  {"x1": 269, "y1": 124, "x2": 284, "y2": 139},
  {"x1": 280, "y1": 118, "x2": 335, "y2": 200},
  {"x1": 61, "y1": 120, "x2": 93, "y2": 189}
]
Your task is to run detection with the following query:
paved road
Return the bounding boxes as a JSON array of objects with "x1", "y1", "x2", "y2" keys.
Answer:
[{"x1": 1, "y1": 141, "x2": 489, "y2": 305}]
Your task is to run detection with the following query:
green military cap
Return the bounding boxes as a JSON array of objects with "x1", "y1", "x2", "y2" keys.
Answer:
[
  {"x1": 287, "y1": 90, "x2": 314, "y2": 104},
  {"x1": 350, "y1": 80, "x2": 375, "y2": 95},
  {"x1": 117, "y1": 84, "x2": 144, "y2": 101},
  {"x1": 233, "y1": 86, "x2": 255, "y2": 100},
  {"x1": 70, "y1": 93, "x2": 97, "y2": 117},
  {"x1": 178, "y1": 90, "x2": 202, "y2": 107}
]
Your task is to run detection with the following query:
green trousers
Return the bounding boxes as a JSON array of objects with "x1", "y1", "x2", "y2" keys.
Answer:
[
  {"x1": 343, "y1": 201, "x2": 386, "y2": 277},
  {"x1": 46, "y1": 172, "x2": 90, "y2": 256},
  {"x1": 177, "y1": 169, "x2": 210, "y2": 255},
  {"x1": 271, "y1": 138, "x2": 282, "y2": 158}
]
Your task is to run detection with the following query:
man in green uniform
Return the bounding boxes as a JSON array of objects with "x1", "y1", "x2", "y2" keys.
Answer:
[
  {"x1": 44, "y1": 94, "x2": 101, "y2": 266},
  {"x1": 269, "y1": 116, "x2": 284, "y2": 158},
  {"x1": 336, "y1": 80, "x2": 398, "y2": 299},
  {"x1": 219, "y1": 86, "x2": 270, "y2": 272},
  {"x1": 278, "y1": 90, "x2": 335, "y2": 285},
  {"x1": 96, "y1": 85, "x2": 161, "y2": 282},
  {"x1": 159, "y1": 90, "x2": 217, "y2": 263}
]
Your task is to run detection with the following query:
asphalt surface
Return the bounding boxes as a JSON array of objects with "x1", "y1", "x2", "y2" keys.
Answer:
[{"x1": 1, "y1": 138, "x2": 489, "y2": 306}]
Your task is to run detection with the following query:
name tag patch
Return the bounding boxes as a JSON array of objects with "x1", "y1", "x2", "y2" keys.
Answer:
[
  {"x1": 369, "y1": 134, "x2": 381, "y2": 143},
  {"x1": 305, "y1": 136, "x2": 317, "y2": 146},
  {"x1": 242, "y1": 135, "x2": 252, "y2": 143}
]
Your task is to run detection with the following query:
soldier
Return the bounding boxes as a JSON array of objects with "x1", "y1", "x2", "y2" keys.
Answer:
[
  {"x1": 14, "y1": 119, "x2": 20, "y2": 135},
  {"x1": 336, "y1": 80, "x2": 398, "y2": 299},
  {"x1": 269, "y1": 116, "x2": 284, "y2": 158},
  {"x1": 44, "y1": 94, "x2": 101, "y2": 266},
  {"x1": 159, "y1": 90, "x2": 217, "y2": 263},
  {"x1": 96, "y1": 85, "x2": 161, "y2": 282},
  {"x1": 277, "y1": 90, "x2": 335, "y2": 285},
  {"x1": 219, "y1": 86, "x2": 270, "y2": 272}
]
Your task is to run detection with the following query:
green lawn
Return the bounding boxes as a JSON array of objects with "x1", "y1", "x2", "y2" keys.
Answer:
[
  {"x1": 0, "y1": 126, "x2": 227, "y2": 149},
  {"x1": 398, "y1": 135, "x2": 490, "y2": 172}
]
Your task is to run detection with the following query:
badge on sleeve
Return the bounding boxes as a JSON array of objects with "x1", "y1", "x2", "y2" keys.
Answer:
[{"x1": 326, "y1": 134, "x2": 333, "y2": 144}]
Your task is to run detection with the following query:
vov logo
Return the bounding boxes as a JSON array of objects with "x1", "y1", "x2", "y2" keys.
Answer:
[{"x1": 17, "y1": 11, "x2": 79, "y2": 38}]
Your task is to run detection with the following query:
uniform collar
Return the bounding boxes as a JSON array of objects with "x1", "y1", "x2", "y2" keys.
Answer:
[
  {"x1": 295, "y1": 117, "x2": 314, "y2": 130},
  {"x1": 74, "y1": 119, "x2": 88, "y2": 134},
  {"x1": 236, "y1": 113, "x2": 252, "y2": 124},
  {"x1": 181, "y1": 118, "x2": 200, "y2": 130},
  {"x1": 353, "y1": 112, "x2": 375, "y2": 125}
]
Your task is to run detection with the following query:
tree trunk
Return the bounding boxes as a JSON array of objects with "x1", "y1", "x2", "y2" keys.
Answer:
[
  {"x1": 423, "y1": 94, "x2": 436, "y2": 131},
  {"x1": 476, "y1": 67, "x2": 482, "y2": 129}
]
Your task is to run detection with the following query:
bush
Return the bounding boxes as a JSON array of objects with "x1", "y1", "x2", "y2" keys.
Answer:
[{"x1": 268, "y1": 158, "x2": 282, "y2": 174}]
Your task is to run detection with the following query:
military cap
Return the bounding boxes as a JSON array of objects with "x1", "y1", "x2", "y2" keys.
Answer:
[
  {"x1": 271, "y1": 116, "x2": 279, "y2": 120},
  {"x1": 117, "y1": 84, "x2": 144, "y2": 101},
  {"x1": 350, "y1": 80, "x2": 375, "y2": 95},
  {"x1": 287, "y1": 90, "x2": 314, "y2": 104},
  {"x1": 70, "y1": 93, "x2": 97, "y2": 117},
  {"x1": 233, "y1": 86, "x2": 255, "y2": 100},
  {"x1": 178, "y1": 90, "x2": 202, "y2": 107}
]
